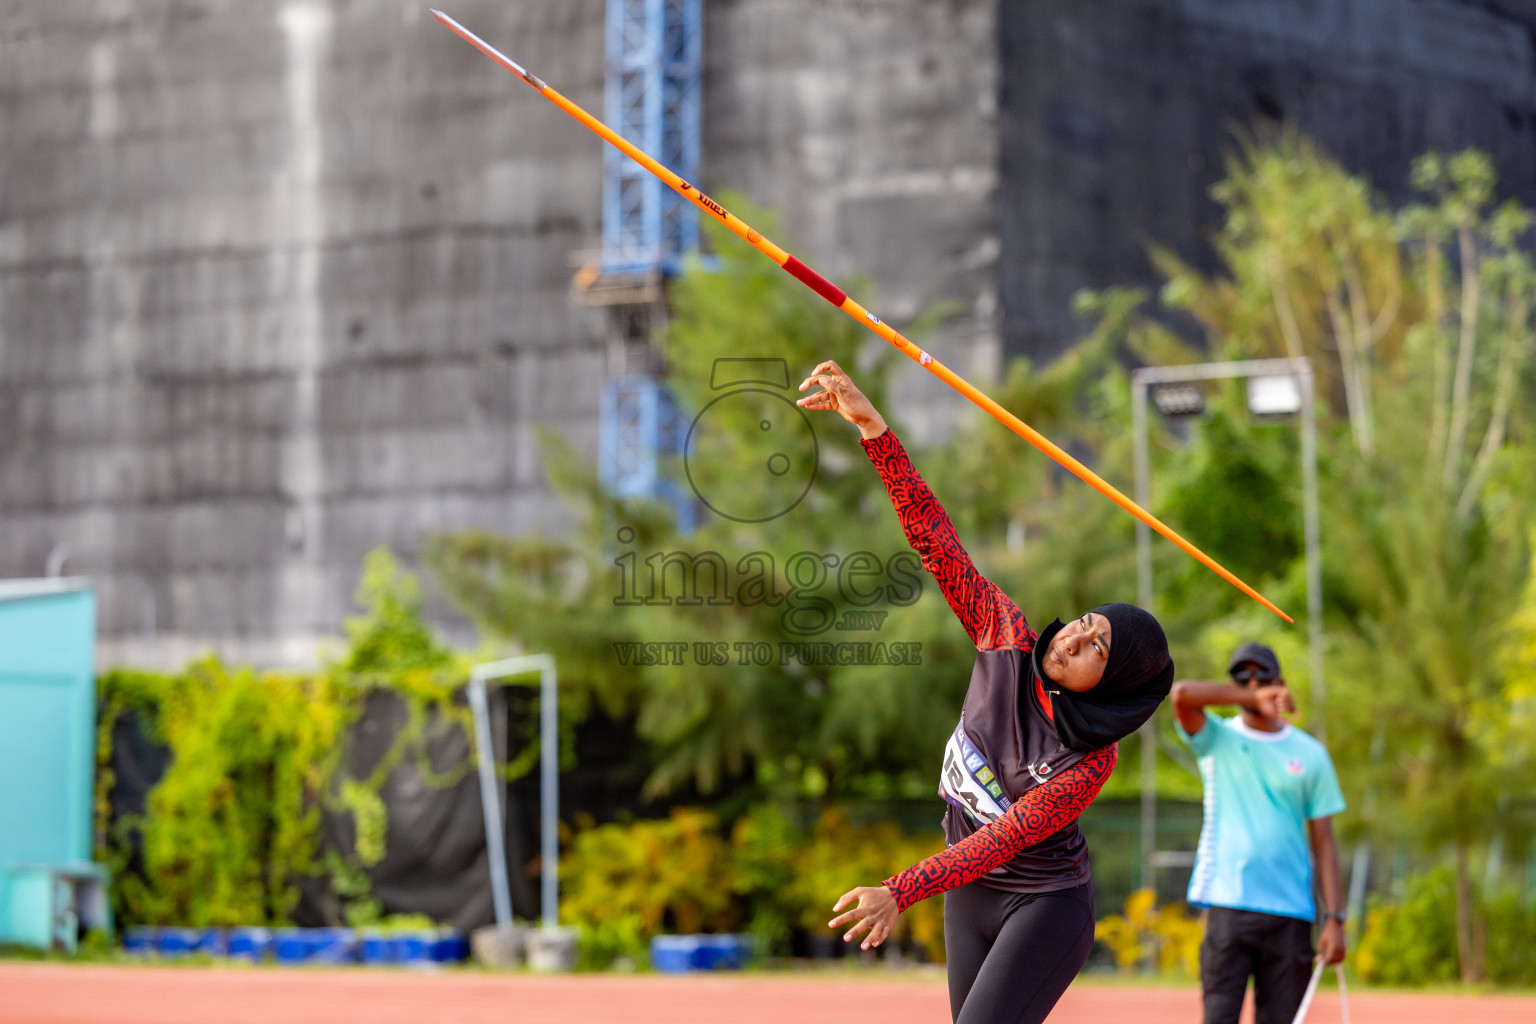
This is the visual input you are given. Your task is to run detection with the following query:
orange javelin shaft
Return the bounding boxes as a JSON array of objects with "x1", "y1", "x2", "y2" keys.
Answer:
[{"x1": 431, "y1": 10, "x2": 1292, "y2": 623}]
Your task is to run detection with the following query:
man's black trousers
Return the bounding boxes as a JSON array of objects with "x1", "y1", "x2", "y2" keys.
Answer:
[{"x1": 1200, "y1": 906, "x2": 1315, "y2": 1024}]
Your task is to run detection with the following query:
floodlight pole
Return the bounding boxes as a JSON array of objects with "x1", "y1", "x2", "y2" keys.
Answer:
[
  {"x1": 1132, "y1": 380, "x2": 1156, "y2": 893},
  {"x1": 1131, "y1": 358, "x2": 1323, "y2": 895},
  {"x1": 467, "y1": 654, "x2": 560, "y2": 929},
  {"x1": 1297, "y1": 366, "x2": 1324, "y2": 727}
]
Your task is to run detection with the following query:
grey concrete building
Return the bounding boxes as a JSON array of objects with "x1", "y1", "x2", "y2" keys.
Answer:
[{"x1": 3, "y1": 0, "x2": 1535, "y2": 666}]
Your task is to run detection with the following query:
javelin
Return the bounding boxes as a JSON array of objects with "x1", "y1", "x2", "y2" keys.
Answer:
[{"x1": 430, "y1": 10, "x2": 1292, "y2": 623}]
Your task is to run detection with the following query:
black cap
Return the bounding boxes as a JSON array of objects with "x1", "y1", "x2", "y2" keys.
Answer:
[{"x1": 1228, "y1": 641, "x2": 1281, "y2": 679}]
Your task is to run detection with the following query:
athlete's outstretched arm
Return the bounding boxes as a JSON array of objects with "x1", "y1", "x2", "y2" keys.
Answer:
[
  {"x1": 880, "y1": 743, "x2": 1116, "y2": 909},
  {"x1": 797, "y1": 360, "x2": 1032, "y2": 652}
]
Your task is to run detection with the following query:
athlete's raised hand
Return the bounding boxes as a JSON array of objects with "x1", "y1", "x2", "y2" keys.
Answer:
[
  {"x1": 829, "y1": 885, "x2": 900, "y2": 950},
  {"x1": 797, "y1": 360, "x2": 888, "y2": 440}
]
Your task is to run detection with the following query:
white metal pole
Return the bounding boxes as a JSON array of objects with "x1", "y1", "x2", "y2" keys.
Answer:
[
  {"x1": 466, "y1": 654, "x2": 560, "y2": 930},
  {"x1": 1132, "y1": 373, "x2": 1156, "y2": 894},
  {"x1": 1130, "y1": 357, "x2": 1321, "y2": 890},
  {"x1": 1298, "y1": 362, "x2": 1325, "y2": 737},
  {"x1": 467, "y1": 670, "x2": 514, "y2": 929},
  {"x1": 539, "y1": 658, "x2": 559, "y2": 928}
]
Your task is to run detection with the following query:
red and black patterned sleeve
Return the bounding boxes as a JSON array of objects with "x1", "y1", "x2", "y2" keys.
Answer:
[
  {"x1": 880, "y1": 744, "x2": 1117, "y2": 911},
  {"x1": 861, "y1": 430, "x2": 1032, "y2": 652}
]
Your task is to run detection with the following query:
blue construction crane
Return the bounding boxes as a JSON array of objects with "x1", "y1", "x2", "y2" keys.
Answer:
[
  {"x1": 597, "y1": 0, "x2": 700, "y2": 527},
  {"x1": 603, "y1": 0, "x2": 701, "y2": 274},
  {"x1": 599, "y1": 375, "x2": 695, "y2": 532}
]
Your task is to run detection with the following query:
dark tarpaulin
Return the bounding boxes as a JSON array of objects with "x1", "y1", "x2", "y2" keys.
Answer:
[
  {"x1": 295, "y1": 687, "x2": 540, "y2": 930},
  {"x1": 100, "y1": 708, "x2": 171, "y2": 882}
]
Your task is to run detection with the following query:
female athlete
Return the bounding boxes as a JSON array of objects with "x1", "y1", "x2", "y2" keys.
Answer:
[{"x1": 797, "y1": 359, "x2": 1175, "y2": 1024}]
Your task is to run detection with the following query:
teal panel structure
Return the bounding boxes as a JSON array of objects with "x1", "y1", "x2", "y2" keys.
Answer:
[
  {"x1": 3, "y1": 865, "x2": 111, "y2": 950},
  {"x1": 0, "y1": 578, "x2": 107, "y2": 950}
]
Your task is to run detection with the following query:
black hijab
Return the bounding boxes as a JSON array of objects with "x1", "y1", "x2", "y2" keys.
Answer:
[{"x1": 1031, "y1": 602, "x2": 1174, "y2": 751}]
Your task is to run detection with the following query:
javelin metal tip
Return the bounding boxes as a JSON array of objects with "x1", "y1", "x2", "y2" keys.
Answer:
[{"x1": 431, "y1": 10, "x2": 546, "y2": 91}]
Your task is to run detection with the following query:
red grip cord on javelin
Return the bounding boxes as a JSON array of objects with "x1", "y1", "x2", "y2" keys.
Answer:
[{"x1": 782, "y1": 255, "x2": 848, "y2": 307}]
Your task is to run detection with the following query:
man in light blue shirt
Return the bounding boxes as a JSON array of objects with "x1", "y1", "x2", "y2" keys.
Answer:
[{"x1": 1172, "y1": 642, "x2": 1346, "y2": 1024}]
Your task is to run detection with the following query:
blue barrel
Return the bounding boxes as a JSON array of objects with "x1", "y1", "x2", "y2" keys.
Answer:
[
  {"x1": 693, "y1": 934, "x2": 750, "y2": 970},
  {"x1": 308, "y1": 927, "x2": 357, "y2": 964},
  {"x1": 122, "y1": 926, "x2": 157, "y2": 954},
  {"x1": 273, "y1": 927, "x2": 357, "y2": 964},
  {"x1": 649, "y1": 934, "x2": 701, "y2": 973},
  {"x1": 394, "y1": 933, "x2": 431, "y2": 964},
  {"x1": 272, "y1": 928, "x2": 315, "y2": 964},
  {"x1": 154, "y1": 927, "x2": 204, "y2": 957},
  {"x1": 357, "y1": 930, "x2": 393, "y2": 964},
  {"x1": 429, "y1": 932, "x2": 470, "y2": 963},
  {"x1": 225, "y1": 927, "x2": 271, "y2": 961}
]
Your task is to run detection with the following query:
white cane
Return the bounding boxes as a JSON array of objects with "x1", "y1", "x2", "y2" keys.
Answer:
[
  {"x1": 1290, "y1": 961, "x2": 1326, "y2": 1024},
  {"x1": 1289, "y1": 960, "x2": 1350, "y2": 1024}
]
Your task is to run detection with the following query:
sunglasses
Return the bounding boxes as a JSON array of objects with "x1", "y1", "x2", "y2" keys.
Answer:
[{"x1": 1232, "y1": 668, "x2": 1276, "y2": 683}]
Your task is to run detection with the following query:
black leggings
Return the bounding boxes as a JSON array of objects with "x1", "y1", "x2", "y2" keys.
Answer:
[{"x1": 943, "y1": 880, "x2": 1096, "y2": 1024}]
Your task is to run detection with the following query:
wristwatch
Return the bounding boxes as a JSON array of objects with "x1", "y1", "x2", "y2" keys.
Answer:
[{"x1": 1323, "y1": 910, "x2": 1346, "y2": 924}]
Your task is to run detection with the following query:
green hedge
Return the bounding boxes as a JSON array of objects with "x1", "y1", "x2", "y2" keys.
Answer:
[
  {"x1": 559, "y1": 804, "x2": 946, "y2": 968},
  {"x1": 1356, "y1": 867, "x2": 1536, "y2": 986}
]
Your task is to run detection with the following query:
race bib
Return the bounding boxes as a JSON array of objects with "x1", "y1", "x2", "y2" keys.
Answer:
[{"x1": 939, "y1": 718, "x2": 1011, "y2": 824}]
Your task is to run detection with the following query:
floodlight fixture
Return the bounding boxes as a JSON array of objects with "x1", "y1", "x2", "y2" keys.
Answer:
[
  {"x1": 1246, "y1": 373, "x2": 1303, "y2": 417},
  {"x1": 1150, "y1": 383, "x2": 1206, "y2": 417}
]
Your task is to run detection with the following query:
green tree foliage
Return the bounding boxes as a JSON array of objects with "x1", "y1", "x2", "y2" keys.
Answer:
[
  {"x1": 341, "y1": 547, "x2": 456, "y2": 675},
  {"x1": 1152, "y1": 405, "x2": 1303, "y2": 620},
  {"x1": 1123, "y1": 135, "x2": 1536, "y2": 982},
  {"x1": 1317, "y1": 152, "x2": 1532, "y2": 985},
  {"x1": 1155, "y1": 127, "x2": 1409, "y2": 452}
]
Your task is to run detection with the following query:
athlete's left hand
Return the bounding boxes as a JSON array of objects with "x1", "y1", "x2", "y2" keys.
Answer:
[
  {"x1": 829, "y1": 885, "x2": 900, "y2": 950},
  {"x1": 1316, "y1": 920, "x2": 1346, "y2": 965}
]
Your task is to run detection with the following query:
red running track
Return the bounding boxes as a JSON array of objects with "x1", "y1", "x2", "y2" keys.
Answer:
[{"x1": 2, "y1": 963, "x2": 1532, "y2": 1024}]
